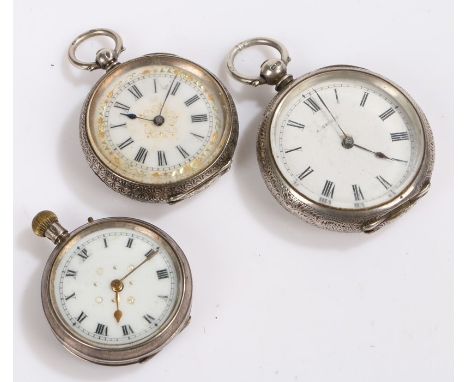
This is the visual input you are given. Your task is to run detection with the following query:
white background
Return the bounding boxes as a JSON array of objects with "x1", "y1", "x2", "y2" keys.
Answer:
[{"x1": 13, "y1": 0, "x2": 453, "y2": 381}]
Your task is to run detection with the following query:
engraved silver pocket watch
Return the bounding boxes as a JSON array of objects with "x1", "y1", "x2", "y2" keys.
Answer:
[
  {"x1": 227, "y1": 38, "x2": 434, "y2": 233},
  {"x1": 32, "y1": 210, "x2": 192, "y2": 365},
  {"x1": 69, "y1": 29, "x2": 238, "y2": 203}
]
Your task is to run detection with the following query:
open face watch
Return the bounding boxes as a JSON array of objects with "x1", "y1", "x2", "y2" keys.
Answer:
[
  {"x1": 69, "y1": 29, "x2": 238, "y2": 203},
  {"x1": 32, "y1": 210, "x2": 192, "y2": 365},
  {"x1": 227, "y1": 38, "x2": 434, "y2": 233}
]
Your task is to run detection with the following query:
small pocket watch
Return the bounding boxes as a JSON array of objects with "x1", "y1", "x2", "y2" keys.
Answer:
[
  {"x1": 69, "y1": 29, "x2": 238, "y2": 203},
  {"x1": 227, "y1": 38, "x2": 434, "y2": 233},
  {"x1": 32, "y1": 210, "x2": 192, "y2": 365}
]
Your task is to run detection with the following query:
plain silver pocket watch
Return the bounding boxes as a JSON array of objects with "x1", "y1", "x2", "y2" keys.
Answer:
[
  {"x1": 227, "y1": 38, "x2": 435, "y2": 233},
  {"x1": 32, "y1": 210, "x2": 192, "y2": 365},
  {"x1": 69, "y1": 29, "x2": 238, "y2": 204}
]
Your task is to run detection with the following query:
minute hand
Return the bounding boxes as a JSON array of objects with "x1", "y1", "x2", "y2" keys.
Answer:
[
  {"x1": 313, "y1": 89, "x2": 349, "y2": 138},
  {"x1": 119, "y1": 247, "x2": 159, "y2": 282}
]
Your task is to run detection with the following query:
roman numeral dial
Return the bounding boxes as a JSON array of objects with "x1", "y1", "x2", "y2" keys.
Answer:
[
  {"x1": 104, "y1": 72, "x2": 215, "y2": 176},
  {"x1": 54, "y1": 228, "x2": 181, "y2": 347},
  {"x1": 272, "y1": 75, "x2": 421, "y2": 210}
]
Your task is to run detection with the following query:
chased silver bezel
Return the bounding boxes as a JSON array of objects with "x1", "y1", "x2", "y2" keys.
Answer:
[
  {"x1": 80, "y1": 53, "x2": 238, "y2": 203},
  {"x1": 41, "y1": 217, "x2": 192, "y2": 365},
  {"x1": 257, "y1": 65, "x2": 435, "y2": 232}
]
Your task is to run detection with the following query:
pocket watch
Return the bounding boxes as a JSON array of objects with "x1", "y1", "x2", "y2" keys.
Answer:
[
  {"x1": 32, "y1": 210, "x2": 192, "y2": 365},
  {"x1": 227, "y1": 38, "x2": 434, "y2": 233},
  {"x1": 68, "y1": 29, "x2": 238, "y2": 203}
]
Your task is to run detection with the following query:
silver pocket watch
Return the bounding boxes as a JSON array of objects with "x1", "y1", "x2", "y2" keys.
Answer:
[
  {"x1": 227, "y1": 38, "x2": 435, "y2": 233},
  {"x1": 32, "y1": 210, "x2": 192, "y2": 365},
  {"x1": 69, "y1": 29, "x2": 238, "y2": 203}
]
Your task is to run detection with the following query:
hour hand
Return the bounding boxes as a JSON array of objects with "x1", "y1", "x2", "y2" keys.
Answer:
[
  {"x1": 353, "y1": 143, "x2": 407, "y2": 163},
  {"x1": 120, "y1": 113, "x2": 153, "y2": 122}
]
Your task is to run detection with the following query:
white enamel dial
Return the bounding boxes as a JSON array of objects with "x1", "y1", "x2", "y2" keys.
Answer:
[
  {"x1": 271, "y1": 69, "x2": 425, "y2": 209},
  {"x1": 107, "y1": 73, "x2": 213, "y2": 171},
  {"x1": 89, "y1": 62, "x2": 228, "y2": 185},
  {"x1": 51, "y1": 226, "x2": 180, "y2": 348}
]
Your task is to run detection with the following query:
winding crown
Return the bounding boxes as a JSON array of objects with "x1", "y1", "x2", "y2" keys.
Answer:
[{"x1": 32, "y1": 210, "x2": 58, "y2": 237}]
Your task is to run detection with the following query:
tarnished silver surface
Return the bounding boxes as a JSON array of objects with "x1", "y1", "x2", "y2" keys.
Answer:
[
  {"x1": 226, "y1": 37, "x2": 292, "y2": 88},
  {"x1": 71, "y1": 30, "x2": 238, "y2": 203},
  {"x1": 68, "y1": 29, "x2": 124, "y2": 71},
  {"x1": 40, "y1": 216, "x2": 193, "y2": 365},
  {"x1": 256, "y1": 65, "x2": 435, "y2": 233},
  {"x1": 227, "y1": 37, "x2": 434, "y2": 232}
]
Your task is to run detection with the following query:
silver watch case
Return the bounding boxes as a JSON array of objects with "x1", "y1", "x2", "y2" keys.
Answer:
[
  {"x1": 41, "y1": 217, "x2": 193, "y2": 365},
  {"x1": 257, "y1": 65, "x2": 435, "y2": 233},
  {"x1": 80, "y1": 54, "x2": 239, "y2": 204}
]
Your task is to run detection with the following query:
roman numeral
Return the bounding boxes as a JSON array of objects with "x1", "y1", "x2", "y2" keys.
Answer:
[
  {"x1": 176, "y1": 145, "x2": 189, "y2": 159},
  {"x1": 143, "y1": 314, "x2": 156, "y2": 324},
  {"x1": 335, "y1": 89, "x2": 339, "y2": 103},
  {"x1": 76, "y1": 311, "x2": 87, "y2": 323},
  {"x1": 95, "y1": 323, "x2": 108, "y2": 336},
  {"x1": 390, "y1": 132, "x2": 409, "y2": 141},
  {"x1": 114, "y1": 102, "x2": 130, "y2": 111},
  {"x1": 171, "y1": 81, "x2": 180, "y2": 95},
  {"x1": 304, "y1": 97, "x2": 321, "y2": 112},
  {"x1": 184, "y1": 95, "x2": 200, "y2": 107},
  {"x1": 77, "y1": 248, "x2": 89, "y2": 260},
  {"x1": 376, "y1": 175, "x2": 392, "y2": 189},
  {"x1": 110, "y1": 123, "x2": 126, "y2": 129},
  {"x1": 153, "y1": 79, "x2": 157, "y2": 93},
  {"x1": 287, "y1": 120, "x2": 305, "y2": 129},
  {"x1": 298, "y1": 166, "x2": 314, "y2": 180},
  {"x1": 360, "y1": 92, "x2": 369, "y2": 107},
  {"x1": 126, "y1": 238, "x2": 133, "y2": 248},
  {"x1": 190, "y1": 132, "x2": 205, "y2": 140},
  {"x1": 321, "y1": 180, "x2": 335, "y2": 199},
  {"x1": 352, "y1": 184, "x2": 365, "y2": 201},
  {"x1": 134, "y1": 147, "x2": 148, "y2": 163},
  {"x1": 158, "y1": 295, "x2": 169, "y2": 299},
  {"x1": 144, "y1": 248, "x2": 158, "y2": 258},
  {"x1": 122, "y1": 325, "x2": 134, "y2": 336},
  {"x1": 118, "y1": 138, "x2": 134, "y2": 150},
  {"x1": 65, "y1": 292, "x2": 76, "y2": 301},
  {"x1": 285, "y1": 147, "x2": 302, "y2": 153},
  {"x1": 128, "y1": 84, "x2": 143, "y2": 99},
  {"x1": 103, "y1": 238, "x2": 108, "y2": 248},
  {"x1": 157, "y1": 150, "x2": 167, "y2": 166},
  {"x1": 191, "y1": 114, "x2": 208, "y2": 123},
  {"x1": 379, "y1": 107, "x2": 395, "y2": 121},
  {"x1": 157, "y1": 269, "x2": 169, "y2": 279},
  {"x1": 65, "y1": 269, "x2": 77, "y2": 278}
]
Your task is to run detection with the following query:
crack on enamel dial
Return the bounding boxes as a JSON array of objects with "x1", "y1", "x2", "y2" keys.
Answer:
[
  {"x1": 257, "y1": 66, "x2": 435, "y2": 232},
  {"x1": 52, "y1": 228, "x2": 179, "y2": 348},
  {"x1": 79, "y1": 55, "x2": 238, "y2": 203}
]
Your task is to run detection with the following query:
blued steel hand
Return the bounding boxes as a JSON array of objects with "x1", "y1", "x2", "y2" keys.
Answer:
[
  {"x1": 120, "y1": 113, "x2": 153, "y2": 122},
  {"x1": 313, "y1": 89, "x2": 349, "y2": 138},
  {"x1": 353, "y1": 143, "x2": 408, "y2": 163}
]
